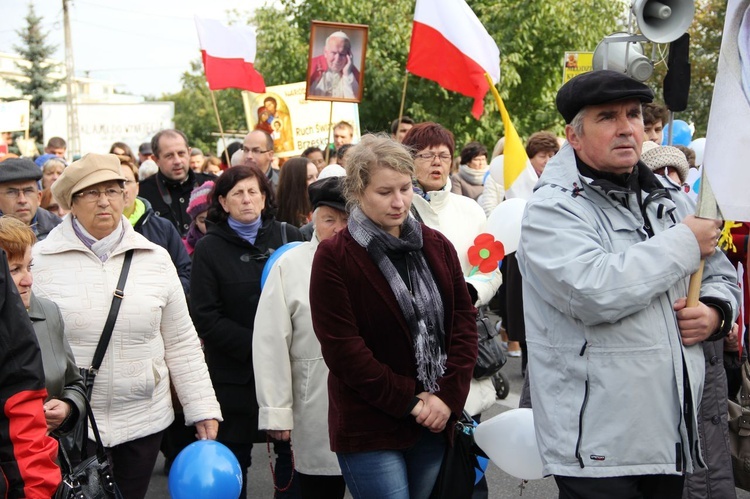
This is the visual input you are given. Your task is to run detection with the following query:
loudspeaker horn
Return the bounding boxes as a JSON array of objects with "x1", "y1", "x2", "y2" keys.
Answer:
[
  {"x1": 632, "y1": 0, "x2": 695, "y2": 44},
  {"x1": 593, "y1": 33, "x2": 654, "y2": 82}
]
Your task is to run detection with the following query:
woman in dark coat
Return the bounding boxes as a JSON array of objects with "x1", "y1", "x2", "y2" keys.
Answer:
[
  {"x1": 309, "y1": 135, "x2": 477, "y2": 499},
  {"x1": 190, "y1": 165, "x2": 303, "y2": 499}
]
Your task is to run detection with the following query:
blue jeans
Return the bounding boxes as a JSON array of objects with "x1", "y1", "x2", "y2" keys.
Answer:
[{"x1": 337, "y1": 428, "x2": 446, "y2": 499}]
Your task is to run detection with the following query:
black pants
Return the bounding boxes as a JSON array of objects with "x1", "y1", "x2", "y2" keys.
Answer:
[
  {"x1": 160, "y1": 417, "x2": 196, "y2": 465},
  {"x1": 555, "y1": 474, "x2": 685, "y2": 499},
  {"x1": 297, "y1": 472, "x2": 346, "y2": 499},
  {"x1": 86, "y1": 430, "x2": 164, "y2": 499}
]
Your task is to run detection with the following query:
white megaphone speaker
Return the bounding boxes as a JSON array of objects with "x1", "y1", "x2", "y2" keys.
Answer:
[
  {"x1": 593, "y1": 33, "x2": 653, "y2": 82},
  {"x1": 632, "y1": 0, "x2": 695, "y2": 43}
]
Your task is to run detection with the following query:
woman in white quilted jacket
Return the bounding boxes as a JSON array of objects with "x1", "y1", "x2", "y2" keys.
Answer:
[{"x1": 32, "y1": 153, "x2": 222, "y2": 499}]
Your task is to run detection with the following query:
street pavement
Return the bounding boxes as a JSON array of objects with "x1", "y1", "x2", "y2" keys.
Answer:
[{"x1": 144, "y1": 354, "x2": 750, "y2": 498}]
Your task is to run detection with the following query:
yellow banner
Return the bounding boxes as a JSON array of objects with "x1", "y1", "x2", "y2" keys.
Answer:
[
  {"x1": 562, "y1": 52, "x2": 594, "y2": 83},
  {"x1": 242, "y1": 82, "x2": 361, "y2": 158}
]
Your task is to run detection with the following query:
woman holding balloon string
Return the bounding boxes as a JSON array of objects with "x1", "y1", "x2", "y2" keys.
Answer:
[{"x1": 190, "y1": 165, "x2": 303, "y2": 499}]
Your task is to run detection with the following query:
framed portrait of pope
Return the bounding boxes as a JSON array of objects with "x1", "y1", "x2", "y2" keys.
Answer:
[{"x1": 306, "y1": 21, "x2": 368, "y2": 103}]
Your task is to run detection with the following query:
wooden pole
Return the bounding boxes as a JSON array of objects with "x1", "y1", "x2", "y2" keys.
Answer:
[
  {"x1": 209, "y1": 90, "x2": 230, "y2": 164},
  {"x1": 325, "y1": 101, "x2": 334, "y2": 163},
  {"x1": 397, "y1": 71, "x2": 409, "y2": 128}
]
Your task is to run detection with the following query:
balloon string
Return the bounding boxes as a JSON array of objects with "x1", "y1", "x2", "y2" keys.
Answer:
[{"x1": 266, "y1": 435, "x2": 296, "y2": 493}]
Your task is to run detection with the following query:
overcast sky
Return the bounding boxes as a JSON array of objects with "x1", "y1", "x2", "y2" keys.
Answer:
[{"x1": 1, "y1": 0, "x2": 270, "y2": 97}]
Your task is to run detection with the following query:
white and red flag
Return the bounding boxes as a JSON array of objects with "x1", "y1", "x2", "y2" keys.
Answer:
[
  {"x1": 194, "y1": 17, "x2": 266, "y2": 93},
  {"x1": 406, "y1": 0, "x2": 500, "y2": 119}
]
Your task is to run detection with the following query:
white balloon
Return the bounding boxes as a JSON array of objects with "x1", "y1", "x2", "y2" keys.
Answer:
[
  {"x1": 474, "y1": 408, "x2": 544, "y2": 480},
  {"x1": 486, "y1": 198, "x2": 526, "y2": 254},
  {"x1": 489, "y1": 154, "x2": 504, "y2": 185},
  {"x1": 689, "y1": 137, "x2": 706, "y2": 167}
]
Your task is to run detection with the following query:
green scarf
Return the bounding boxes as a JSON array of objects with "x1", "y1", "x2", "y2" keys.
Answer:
[{"x1": 127, "y1": 198, "x2": 146, "y2": 227}]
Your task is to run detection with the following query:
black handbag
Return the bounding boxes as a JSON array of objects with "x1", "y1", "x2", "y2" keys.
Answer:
[
  {"x1": 54, "y1": 386, "x2": 124, "y2": 499},
  {"x1": 430, "y1": 411, "x2": 483, "y2": 499},
  {"x1": 59, "y1": 250, "x2": 134, "y2": 463},
  {"x1": 473, "y1": 307, "x2": 507, "y2": 379}
]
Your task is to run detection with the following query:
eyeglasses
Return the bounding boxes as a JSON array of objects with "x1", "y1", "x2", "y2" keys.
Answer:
[
  {"x1": 74, "y1": 188, "x2": 124, "y2": 202},
  {"x1": 1, "y1": 187, "x2": 38, "y2": 199},
  {"x1": 414, "y1": 152, "x2": 452, "y2": 163},
  {"x1": 242, "y1": 147, "x2": 272, "y2": 155}
]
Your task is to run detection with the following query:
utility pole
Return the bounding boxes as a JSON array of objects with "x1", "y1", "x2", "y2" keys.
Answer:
[{"x1": 63, "y1": 0, "x2": 80, "y2": 157}]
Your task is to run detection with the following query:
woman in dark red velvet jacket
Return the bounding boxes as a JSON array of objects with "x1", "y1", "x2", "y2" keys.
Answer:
[{"x1": 309, "y1": 135, "x2": 477, "y2": 499}]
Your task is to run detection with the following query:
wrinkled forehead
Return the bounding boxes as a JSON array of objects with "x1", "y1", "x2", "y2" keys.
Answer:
[
  {"x1": 583, "y1": 98, "x2": 643, "y2": 119},
  {"x1": 325, "y1": 36, "x2": 349, "y2": 52},
  {"x1": 79, "y1": 179, "x2": 122, "y2": 193}
]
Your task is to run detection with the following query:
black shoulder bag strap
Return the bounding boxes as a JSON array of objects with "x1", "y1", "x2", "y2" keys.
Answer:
[
  {"x1": 83, "y1": 249, "x2": 134, "y2": 398},
  {"x1": 280, "y1": 221, "x2": 288, "y2": 245}
]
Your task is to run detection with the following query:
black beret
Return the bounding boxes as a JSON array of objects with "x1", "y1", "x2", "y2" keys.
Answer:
[
  {"x1": 0, "y1": 158, "x2": 42, "y2": 183},
  {"x1": 556, "y1": 70, "x2": 654, "y2": 124},
  {"x1": 308, "y1": 176, "x2": 346, "y2": 213}
]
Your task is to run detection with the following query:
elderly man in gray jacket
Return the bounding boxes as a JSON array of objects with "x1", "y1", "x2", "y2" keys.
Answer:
[{"x1": 517, "y1": 70, "x2": 740, "y2": 499}]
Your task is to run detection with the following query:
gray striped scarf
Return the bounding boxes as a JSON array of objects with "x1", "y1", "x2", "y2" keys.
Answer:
[{"x1": 348, "y1": 206, "x2": 446, "y2": 393}]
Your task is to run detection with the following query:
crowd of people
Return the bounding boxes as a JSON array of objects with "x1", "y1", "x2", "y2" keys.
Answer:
[{"x1": 0, "y1": 68, "x2": 747, "y2": 499}]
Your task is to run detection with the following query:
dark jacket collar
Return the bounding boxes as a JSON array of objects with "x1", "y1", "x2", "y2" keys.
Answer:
[
  {"x1": 156, "y1": 168, "x2": 195, "y2": 189},
  {"x1": 575, "y1": 153, "x2": 666, "y2": 197}
]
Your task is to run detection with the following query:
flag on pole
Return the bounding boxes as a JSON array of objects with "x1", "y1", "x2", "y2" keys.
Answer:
[
  {"x1": 700, "y1": 0, "x2": 750, "y2": 222},
  {"x1": 407, "y1": 0, "x2": 500, "y2": 119},
  {"x1": 497, "y1": 95, "x2": 535, "y2": 199},
  {"x1": 484, "y1": 77, "x2": 534, "y2": 199},
  {"x1": 195, "y1": 17, "x2": 266, "y2": 93}
]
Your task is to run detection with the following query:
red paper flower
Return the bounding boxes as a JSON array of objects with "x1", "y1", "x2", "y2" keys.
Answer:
[{"x1": 467, "y1": 233, "x2": 505, "y2": 274}]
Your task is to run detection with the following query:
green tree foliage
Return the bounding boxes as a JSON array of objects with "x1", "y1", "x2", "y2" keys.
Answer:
[
  {"x1": 250, "y1": 0, "x2": 626, "y2": 148},
  {"x1": 648, "y1": 0, "x2": 726, "y2": 137},
  {"x1": 160, "y1": 61, "x2": 246, "y2": 155},
  {"x1": 4, "y1": 3, "x2": 62, "y2": 142}
]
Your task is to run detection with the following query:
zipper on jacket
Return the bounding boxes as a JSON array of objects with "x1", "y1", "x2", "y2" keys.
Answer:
[
  {"x1": 575, "y1": 379, "x2": 590, "y2": 468},
  {"x1": 579, "y1": 341, "x2": 588, "y2": 356}
]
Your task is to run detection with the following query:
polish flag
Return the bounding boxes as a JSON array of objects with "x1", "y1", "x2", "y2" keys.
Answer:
[
  {"x1": 407, "y1": 0, "x2": 500, "y2": 119},
  {"x1": 195, "y1": 17, "x2": 266, "y2": 93}
]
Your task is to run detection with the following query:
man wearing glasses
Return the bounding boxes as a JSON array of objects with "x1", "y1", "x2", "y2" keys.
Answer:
[
  {"x1": 139, "y1": 129, "x2": 214, "y2": 237},
  {"x1": 0, "y1": 158, "x2": 61, "y2": 241},
  {"x1": 240, "y1": 130, "x2": 279, "y2": 192}
]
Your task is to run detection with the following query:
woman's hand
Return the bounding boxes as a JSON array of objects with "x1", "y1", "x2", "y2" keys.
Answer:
[
  {"x1": 43, "y1": 399, "x2": 71, "y2": 433},
  {"x1": 414, "y1": 392, "x2": 451, "y2": 433},
  {"x1": 195, "y1": 419, "x2": 219, "y2": 440},
  {"x1": 266, "y1": 430, "x2": 291, "y2": 442}
]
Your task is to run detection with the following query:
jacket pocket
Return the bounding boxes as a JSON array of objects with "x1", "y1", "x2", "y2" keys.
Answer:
[{"x1": 113, "y1": 359, "x2": 156, "y2": 402}]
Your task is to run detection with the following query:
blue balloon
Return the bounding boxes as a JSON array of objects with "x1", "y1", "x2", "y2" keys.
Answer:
[
  {"x1": 662, "y1": 120, "x2": 692, "y2": 146},
  {"x1": 475, "y1": 455, "x2": 490, "y2": 485},
  {"x1": 470, "y1": 418, "x2": 490, "y2": 484},
  {"x1": 692, "y1": 177, "x2": 701, "y2": 195},
  {"x1": 169, "y1": 440, "x2": 242, "y2": 499},
  {"x1": 260, "y1": 241, "x2": 304, "y2": 289}
]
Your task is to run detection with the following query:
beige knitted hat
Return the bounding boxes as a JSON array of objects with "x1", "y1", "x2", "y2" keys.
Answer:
[{"x1": 640, "y1": 141, "x2": 689, "y2": 184}]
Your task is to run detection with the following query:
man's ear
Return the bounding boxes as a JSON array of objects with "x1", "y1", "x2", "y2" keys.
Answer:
[{"x1": 565, "y1": 124, "x2": 581, "y2": 151}]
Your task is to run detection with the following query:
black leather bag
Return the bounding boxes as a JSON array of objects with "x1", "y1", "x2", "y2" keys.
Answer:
[
  {"x1": 430, "y1": 411, "x2": 482, "y2": 499},
  {"x1": 58, "y1": 369, "x2": 93, "y2": 465},
  {"x1": 473, "y1": 308, "x2": 507, "y2": 379},
  {"x1": 54, "y1": 387, "x2": 124, "y2": 499}
]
